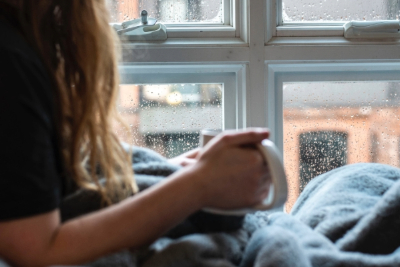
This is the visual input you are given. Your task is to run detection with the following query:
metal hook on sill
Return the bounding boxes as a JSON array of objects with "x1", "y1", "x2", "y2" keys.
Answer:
[{"x1": 111, "y1": 10, "x2": 167, "y2": 41}]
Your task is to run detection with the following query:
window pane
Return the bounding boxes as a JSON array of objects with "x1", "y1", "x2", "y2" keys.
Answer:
[
  {"x1": 283, "y1": 81, "x2": 400, "y2": 209},
  {"x1": 282, "y1": 0, "x2": 400, "y2": 22},
  {"x1": 106, "y1": 0, "x2": 223, "y2": 23},
  {"x1": 115, "y1": 84, "x2": 222, "y2": 158}
]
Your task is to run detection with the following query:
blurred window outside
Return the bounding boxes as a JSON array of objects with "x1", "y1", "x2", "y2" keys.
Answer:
[
  {"x1": 275, "y1": 0, "x2": 400, "y2": 37},
  {"x1": 115, "y1": 66, "x2": 241, "y2": 159},
  {"x1": 273, "y1": 64, "x2": 400, "y2": 210},
  {"x1": 282, "y1": 0, "x2": 400, "y2": 23},
  {"x1": 115, "y1": 83, "x2": 223, "y2": 158},
  {"x1": 106, "y1": 0, "x2": 224, "y2": 24}
]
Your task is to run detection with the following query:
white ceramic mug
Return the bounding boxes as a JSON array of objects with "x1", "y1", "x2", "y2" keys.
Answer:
[{"x1": 199, "y1": 129, "x2": 288, "y2": 215}]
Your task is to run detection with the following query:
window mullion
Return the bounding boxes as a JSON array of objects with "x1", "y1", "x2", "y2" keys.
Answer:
[
  {"x1": 247, "y1": 0, "x2": 268, "y2": 128},
  {"x1": 266, "y1": 0, "x2": 278, "y2": 42},
  {"x1": 224, "y1": 0, "x2": 232, "y2": 25},
  {"x1": 277, "y1": 0, "x2": 283, "y2": 26}
]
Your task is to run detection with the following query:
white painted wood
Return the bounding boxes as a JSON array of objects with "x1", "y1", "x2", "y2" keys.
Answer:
[
  {"x1": 120, "y1": 38, "x2": 247, "y2": 48},
  {"x1": 118, "y1": 64, "x2": 246, "y2": 73},
  {"x1": 276, "y1": 0, "x2": 283, "y2": 26},
  {"x1": 236, "y1": 64, "x2": 247, "y2": 129},
  {"x1": 239, "y1": 0, "x2": 249, "y2": 42},
  {"x1": 233, "y1": 0, "x2": 240, "y2": 37},
  {"x1": 247, "y1": 0, "x2": 267, "y2": 128},
  {"x1": 283, "y1": 22, "x2": 345, "y2": 26},
  {"x1": 277, "y1": 26, "x2": 343, "y2": 37},
  {"x1": 166, "y1": 27, "x2": 236, "y2": 38},
  {"x1": 224, "y1": 0, "x2": 231, "y2": 26},
  {"x1": 121, "y1": 46, "x2": 249, "y2": 63},
  {"x1": 265, "y1": 44, "x2": 400, "y2": 61},
  {"x1": 267, "y1": 36, "x2": 400, "y2": 45},
  {"x1": 266, "y1": 0, "x2": 277, "y2": 42}
]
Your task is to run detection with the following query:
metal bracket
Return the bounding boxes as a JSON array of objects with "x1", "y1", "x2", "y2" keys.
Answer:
[
  {"x1": 111, "y1": 10, "x2": 167, "y2": 41},
  {"x1": 344, "y1": 20, "x2": 400, "y2": 39}
]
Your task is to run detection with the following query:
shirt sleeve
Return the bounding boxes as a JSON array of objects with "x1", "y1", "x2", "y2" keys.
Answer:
[{"x1": 0, "y1": 49, "x2": 62, "y2": 221}]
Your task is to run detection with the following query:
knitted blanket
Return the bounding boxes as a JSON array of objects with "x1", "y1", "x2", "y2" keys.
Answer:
[{"x1": 61, "y1": 146, "x2": 400, "y2": 267}]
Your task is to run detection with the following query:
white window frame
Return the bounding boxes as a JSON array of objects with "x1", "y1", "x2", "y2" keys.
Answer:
[
  {"x1": 266, "y1": 61, "x2": 400, "y2": 152},
  {"x1": 118, "y1": 0, "x2": 263, "y2": 135},
  {"x1": 118, "y1": 0, "x2": 244, "y2": 39},
  {"x1": 268, "y1": 0, "x2": 400, "y2": 39},
  {"x1": 119, "y1": 64, "x2": 247, "y2": 130},
  {"x1": 165, "y1": 0, "x2": 238, "y2": 38}
]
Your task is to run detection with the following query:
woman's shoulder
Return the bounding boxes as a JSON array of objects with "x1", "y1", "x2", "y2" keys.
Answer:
[
  {"x1": 0, "y1": 17, "x2": 54, "y2": 109},
  {"x1": 0, "y1": 17, "x2": 46, "y2": 71}
]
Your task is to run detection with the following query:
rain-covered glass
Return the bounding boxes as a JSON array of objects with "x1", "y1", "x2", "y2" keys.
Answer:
[
  {"x1": 106, "y1": 0, "x2": 223, "y2": 23},
  {"x1": 282, "y1": 0, "x2": 400, "y2": 22},
  {"x1": 114, "y1": 84, "x2": 222, "y2": 158},
  {"x1": 283, "y1": 81, "x2": 400, "y2": 209}
]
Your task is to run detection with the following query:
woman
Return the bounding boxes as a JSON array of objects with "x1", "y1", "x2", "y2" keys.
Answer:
[{"x1": 0, "y1": 0, "x2": 271, "y2": 266}]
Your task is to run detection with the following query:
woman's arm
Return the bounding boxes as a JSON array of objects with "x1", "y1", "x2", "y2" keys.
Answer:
[{"x1": 0, "y1": 129, "x2": 270, "y2": 267}]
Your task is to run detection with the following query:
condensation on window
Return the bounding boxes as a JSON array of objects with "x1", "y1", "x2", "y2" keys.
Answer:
[
  {"x1": 283, "y1": 81, "x2": 400, "y2": 210},
  {"x1": 106, "y1": 0, "x2": 223, "y2": 23},
  {"x1": 282, "y1": 0, "x2": 400, "y2": 22},
  {"x1": 114, "y1": 84, "x2": 222, "y2": 158}
]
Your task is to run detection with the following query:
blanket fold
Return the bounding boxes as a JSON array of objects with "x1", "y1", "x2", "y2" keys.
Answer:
[{"x1": 246, "y1": 163, "x2": 400, "y2": 267}]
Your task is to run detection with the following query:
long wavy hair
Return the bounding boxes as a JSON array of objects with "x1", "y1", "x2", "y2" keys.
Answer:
[{"x1": 4, "y1": 0, "x2": 138, "y2": 204}]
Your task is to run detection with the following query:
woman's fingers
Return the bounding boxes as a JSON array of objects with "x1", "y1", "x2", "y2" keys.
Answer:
[
  {"x1": 184, "y1": 147, "x2": 201, "y2": 159},
  {"x1": 168, "y1": 148, "x2": 201, "y2": 166},
  {"x1": 191, "y1": 128, "x2": 273, "y2": 209},
  {"x1": 179, "y1": 158, "x2": 197, "y2": 167},
  {"x1": 203, "y1": 129, "x2": 270, "y2": 155}
]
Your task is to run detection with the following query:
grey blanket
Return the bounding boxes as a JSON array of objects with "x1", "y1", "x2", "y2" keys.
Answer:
[
  {"x1": 63, "y1": 147, "x2": 400, "y2": 267},
  {"x1": 241, "y1": 163, "x2": 400, "y2": 267}
]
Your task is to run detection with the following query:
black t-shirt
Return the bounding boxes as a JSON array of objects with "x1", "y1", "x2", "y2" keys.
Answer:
[{"x1": 0, "y1": 17, "x2": 64, "y2": 221}]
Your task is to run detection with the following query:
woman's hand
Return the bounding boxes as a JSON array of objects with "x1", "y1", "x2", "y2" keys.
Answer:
[
  {"x1": 168, "y1": 148, "x2": 200, "y2": 167},
  {"x1": 187, "y1": 129, "x2": 271, "y2": 210}
]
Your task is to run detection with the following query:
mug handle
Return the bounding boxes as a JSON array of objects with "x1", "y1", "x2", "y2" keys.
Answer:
[
  {"x1": 203, "y1": 139, "x2": 288, "y2": 216},
  {"x1": 253, "y1": 139, "x2": 288, "y2": 210}
]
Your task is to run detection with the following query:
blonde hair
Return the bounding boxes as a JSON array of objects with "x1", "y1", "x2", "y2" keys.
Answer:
[{"x1": 12, "y1": 0, "x2": 138, "y2": 204}]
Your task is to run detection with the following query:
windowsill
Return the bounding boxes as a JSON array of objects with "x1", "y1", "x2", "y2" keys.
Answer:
[
  {"x1": 120, "y1": 37, "x2": 400, "y2": 48},
  {"x1": 120, "y1": 37, "x2": 248, "y2": 48},
  {"x1": 276, "y1": 26, "x2": 344, "y2": 37},
  {"x1": 267, "y1": 36, "x2": 400, "y2": 46}
]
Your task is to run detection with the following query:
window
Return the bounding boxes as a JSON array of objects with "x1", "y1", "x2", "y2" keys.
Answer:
[
  {"x1": 282, "y1": 0, "x2": 400, "y2": 22},
  {"x1": 107, "y1": 0, "x2": 224, "y2": 23},
  {"x1": 274, "y1": 0, "x2": 400, "y2": 38},
  {"x1": 270, "y1": 64, "x2": 400, "y2": 209},
  {"x1": 107, "y1": 0, "x2": 239, "y2": 38},
  {"x1": 110, "y1": 1, "x2": 400, "y2": 210},
  {"x1": 115, "y1": 83, "x2": 223, "y2": 158}
]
